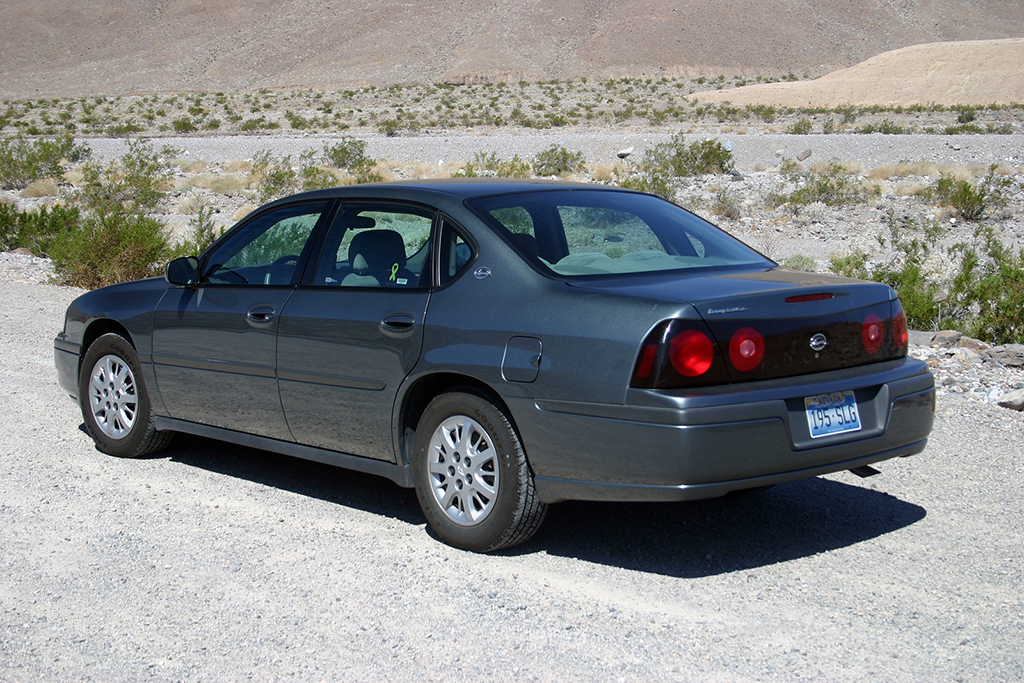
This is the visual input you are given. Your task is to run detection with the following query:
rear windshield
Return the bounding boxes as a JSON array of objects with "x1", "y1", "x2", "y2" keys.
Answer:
[{"x1": 466, "y1": 189, "x2": 772, "y2": 278}]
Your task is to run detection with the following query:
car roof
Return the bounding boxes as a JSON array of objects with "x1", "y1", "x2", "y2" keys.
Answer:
[{"x1": 278, "y1": 178, "x2": 638, "y2": 204}]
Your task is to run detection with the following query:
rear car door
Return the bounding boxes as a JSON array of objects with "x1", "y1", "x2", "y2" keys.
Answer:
[
  {"x1": 276, "y1": 202, "x2": 434, "y2": 461},
  {"x1": 152, "y1": 200, "x2": 331, "y2": 440}
]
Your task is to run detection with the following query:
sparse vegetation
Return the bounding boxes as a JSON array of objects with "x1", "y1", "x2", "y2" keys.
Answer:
[
  {"x1": 830, "y1": 215, "x2": 1024, "y2": 344},
  {"x1": 532, "y1": 145, "x2": 586, "y2": 176},
  {"x1": 0, "y1": 133, "x2": 90, "y2": 190},
  {"x1": 1, "y1": 80, "x2": 1020, "y2": 138},
  {"x1": 767, "y1": 161, "x2": 870, "y2": 212},
  {"x1": 924, "y1": 164, "x2": 1012, "y2": 221}
]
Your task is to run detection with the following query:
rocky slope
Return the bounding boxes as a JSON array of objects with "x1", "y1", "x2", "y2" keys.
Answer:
[{"x1": 3, "y1": 0, "x2": 1024, "y2": 98}]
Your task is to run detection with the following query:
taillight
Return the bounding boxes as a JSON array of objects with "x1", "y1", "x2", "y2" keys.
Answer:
[
  {"x1": 861, "y1": 313, "x2": 885, "y2": 354},
  {"x1": 893, "y1": 306, "x2": 908, "y2": 349},
  {"x1": 729, "y1": 327, "x2": 765, "y2": 373},
  {"x1": 631, "y1": 320, "x2": 729, "y2": 389},
  {"x1": 670, "y1": 330, "x2": 715, "y2": 377}
]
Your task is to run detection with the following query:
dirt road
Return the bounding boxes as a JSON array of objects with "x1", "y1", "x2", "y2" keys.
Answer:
[{"x1": 2, "y1": 279, "x2": 1022, "y2": 682}]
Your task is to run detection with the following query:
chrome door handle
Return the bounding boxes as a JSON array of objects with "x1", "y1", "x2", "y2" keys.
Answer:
[
  {"x1": 380, "y1": 313, "x2": 416, "y2": 334},
  {"x1": 247, "y1": 305, "x2": 276, "y2": 323}
]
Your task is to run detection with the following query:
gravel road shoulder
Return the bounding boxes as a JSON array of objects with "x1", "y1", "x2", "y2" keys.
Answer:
[{"x1": 1, "y1": 275, "x2": 1023, "y2": 682}]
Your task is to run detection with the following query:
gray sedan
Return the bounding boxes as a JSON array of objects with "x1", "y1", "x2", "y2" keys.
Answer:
[{"x1": 54, "y1": 180, "x2": 935, "y2": 551}]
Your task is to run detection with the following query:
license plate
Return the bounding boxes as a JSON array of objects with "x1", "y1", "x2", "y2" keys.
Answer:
[{"x1": 804, "y1": 390, "x2": 862, "y2": 439}]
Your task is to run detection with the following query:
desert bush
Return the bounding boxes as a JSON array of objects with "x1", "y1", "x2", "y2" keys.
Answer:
[
  {"x1": 786, "y1": 118, "x2": 813, "y2": 134},
  {"x1": 75, "y1": 139, "x2": 176, "y2": 216},
  {"x1": 782, "y1": 253, "x2": 817, "y2": 272},
  {"x1": 251, "y1": 151, "x2": 299, "y2": 202},
  {"x1": 926, "y1": 164, "x2": 1012, "y2": 221},
  {"x1": 0, "y1": 202, "x2": 82, "y2": 256},
  {"x1": 830, "y1": 216, "x2": 1024, "y2": 343},
  {"x1": 298, "y1": 151, "x2": 339, "y2": 191},
  {"x1": 0, "y1": 133, "x2": 91, "y2": 190},
  {"x1": 614, "y1": 135, "x2": 735, "y2": 200},
  {"x1": 169, "y1": 204, "x2": 222, "y2": 259},
  {"x1": 857, "y1": 119, "x2": 909, "y2": 134},
  {"x1": 49, "y1": 211, "x2": 169, "y2": 289},
  {"x1": 768, "y1": 161, "x2": 866, "y2": 210},
  {"x1": 532, "y1": 145, "x2": 586, "y2": 176},
  {"x1": 616, "y1": 171, "x2": 674, "y2": 201},
  {"x1": 453, "y1": 151, "x2": 532, "y2": 178},
  {"x1": 710, "y1": 187, "x2": 741, "y2": 220},
  {"x1": 320, "y1": 138, "x2": 374, "y2": 172},
  {"x1": 642, "y1": 134, "x2": 735, "y2": 177}
]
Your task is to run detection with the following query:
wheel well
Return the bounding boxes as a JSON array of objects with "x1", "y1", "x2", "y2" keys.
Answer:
[
  {"x1": 398, "y1": 373, "x2": 506, "y2": 467},
  {"x1": 82, "y1": 319, "x2": 134, "y2": 357}
]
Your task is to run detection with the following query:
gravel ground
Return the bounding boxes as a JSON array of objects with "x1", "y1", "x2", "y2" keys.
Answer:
[
  {"x1": 1, "y1": 265, "x2": 1023, "y2": 681},
  {"x1": 81, "y1": 132, "x2": 1024, "y2": 172}
]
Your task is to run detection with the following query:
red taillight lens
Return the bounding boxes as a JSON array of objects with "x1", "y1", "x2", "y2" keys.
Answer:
[
  {"x1": 669, "y1": 330, "x2": 715, "y2": 377},
  {"x1": 729, "y1": 327, "x2": 765, "y2": 372},
  {"x1": 862, "y1": 313, "x2": 885, "y2": 354},
  {"x1": 893, "y1": 307, "x2": 908, "y2": 349},
  {"x1": 635, "y1": 344, "x2": 659, "y2": 379}
]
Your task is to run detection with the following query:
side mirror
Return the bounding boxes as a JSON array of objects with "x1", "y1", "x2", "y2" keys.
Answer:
[{"x1": 165, "y1": 256, "x2": 200, "y2": 286}]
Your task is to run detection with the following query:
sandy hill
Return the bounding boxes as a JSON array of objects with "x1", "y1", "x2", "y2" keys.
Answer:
[
  {"x1": 692, "y1": 38, "x2": 1024, "y2": 107},
  {"x1": 1, "y1": 0, "x2": 1023, "y2": 99}
]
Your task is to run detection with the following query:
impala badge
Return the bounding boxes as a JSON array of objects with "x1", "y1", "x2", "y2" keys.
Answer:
[{"x1": 809, "y1": 333, "x2": 828, "y2": 352}]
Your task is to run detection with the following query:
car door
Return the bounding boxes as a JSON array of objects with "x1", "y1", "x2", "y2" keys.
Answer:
[
  {"x1": 276, "y1": 202, "x2": 434, "y2": 461},
  {"x1": 152, "y1": 200, "x2": 331, "y2": 440}
]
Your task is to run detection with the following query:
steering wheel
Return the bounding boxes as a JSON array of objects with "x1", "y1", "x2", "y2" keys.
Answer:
[
  {"x1": 266, "y1": 254, "x2": 300, "y2": 285},
  {"x1": 208, "y1": 263, "x2": 248, "y2": 285},
  {"x1": 271, "y1": 254, "x2": 300, "y2": 267}
]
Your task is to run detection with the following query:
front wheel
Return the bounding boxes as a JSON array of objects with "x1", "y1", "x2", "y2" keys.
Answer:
[
  {"x1": 79, "y1": 333, "x2": 173, "y2": 458},
  {"x1": 412, "y1": 389, "x2": 547, "y2": 552}
]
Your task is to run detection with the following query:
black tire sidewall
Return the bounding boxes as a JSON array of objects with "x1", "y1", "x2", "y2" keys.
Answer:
[
  {"x1": 79, "y1": 333, "x2": 154, "y2": 458},
  {"x1": 412, "y1": 391, "x2": 523, "y2": 552}
]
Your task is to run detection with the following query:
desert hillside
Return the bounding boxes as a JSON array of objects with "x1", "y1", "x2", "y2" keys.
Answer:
[
  {"x1": 2, "y1": 0, "x2": 1024, "y2": 98},
  {"x1": 692, "y1": 38, "x2": 1024, "y2": 107}
]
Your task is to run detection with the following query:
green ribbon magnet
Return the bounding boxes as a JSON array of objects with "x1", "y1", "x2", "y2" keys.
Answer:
[{"x1": 390, "y1": 263, "x2": 399, "y2": 281}]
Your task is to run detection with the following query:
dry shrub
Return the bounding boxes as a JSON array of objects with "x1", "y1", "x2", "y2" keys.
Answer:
[
  {"x1": 809, "y1": 160, "x2": 861, "y2": 175},
  {"x1": 591, "y1": 164, "x2": 623, "y2": 182},
  {"x1": 63, "y1": 168, "x2": 85, "y2": 186},
  {"x1": 232, "y1": 203, "x2": 258, "y2": 221},
  {"x1": 895, "y1": 181, "x2": 928, "y2": 196},
  {"x1": 173, "y1": 159, "x2": 209, "y2": 174},
  {"x1": 209, "y1": 175, "x2": 249, "y2": 194},
  {"x1": 224, "y1": 159, "x2": 253, "y2": 173},
  {"x1": 20, "y1": 179, "x2": 59, "y2": 197},
  {"x1": 174, "y1": 193, "x2": 208, "y2": 215},
  {"x1": 861, "y1": 179, "x2": 886, "y2": 196}
]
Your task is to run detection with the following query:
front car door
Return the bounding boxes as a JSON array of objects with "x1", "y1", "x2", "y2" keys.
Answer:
[{"x1": 152, "y1": 200, "x2": 331, "y2": 440}]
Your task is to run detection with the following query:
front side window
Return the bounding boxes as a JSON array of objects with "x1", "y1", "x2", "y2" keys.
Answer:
[
  {"x1": 202, "y1": 202, "x2": 328, "y2": 285},
  {"x1": 312, "y1": 204, "x2": 434, "y2": 287},
  {"x1": 468, "y1": 190, "x2": 771, "y2": 278}
]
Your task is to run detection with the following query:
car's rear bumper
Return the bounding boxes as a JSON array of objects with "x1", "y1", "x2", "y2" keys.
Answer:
[{"x1": 509, "y1": 358, "x2": 935, "y2": 504}]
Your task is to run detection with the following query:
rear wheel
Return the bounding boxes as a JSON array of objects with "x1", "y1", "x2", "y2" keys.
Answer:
[
  {"x1": 79, "y1": 333, "x2": 173, "y2": 458},
  {"x1": 412, "y1": 389, "x2": 546, "y2": 552}
]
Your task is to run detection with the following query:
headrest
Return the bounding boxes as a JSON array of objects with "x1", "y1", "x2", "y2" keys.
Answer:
[{"x1": 349, "y1": 229, "x2": 407, "y2": 272}]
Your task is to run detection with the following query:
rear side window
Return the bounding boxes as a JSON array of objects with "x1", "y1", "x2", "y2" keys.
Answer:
[
  {"x1": 467, "y1": 189, "x2": 769, "y2": 277},
  {"x1": 438, "y1": 219, "x2": 474, "y2": 286},
  {"x1": 312, "y1": 204, "x2": 434, "y2": 288}
]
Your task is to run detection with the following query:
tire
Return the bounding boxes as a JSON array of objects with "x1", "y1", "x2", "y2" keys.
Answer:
[
  {"x1": 412, "y1": 389, "x2": 547, "y2": 552},
  {"x1": 79, "y1": 333, "x2": 173, "y2": 458}
]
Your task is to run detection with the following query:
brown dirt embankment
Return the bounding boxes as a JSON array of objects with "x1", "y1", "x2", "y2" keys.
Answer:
[{"x1": 692, "y1": 38, "x2": 1024, "y2": 108}]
